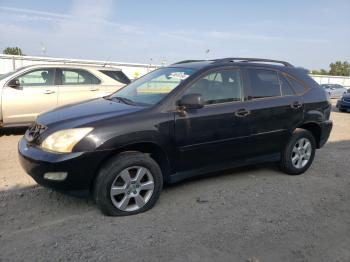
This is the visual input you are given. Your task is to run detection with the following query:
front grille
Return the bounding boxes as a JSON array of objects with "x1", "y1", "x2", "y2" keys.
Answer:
[{"x1": 25, "y1": 123, "x2": 47, "y2": 143}]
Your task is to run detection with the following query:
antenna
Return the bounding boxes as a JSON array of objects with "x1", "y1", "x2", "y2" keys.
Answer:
[
  {"x1": 103, "y1": 56, "x2": 111, "y2": 67},
  {"x1": 40, "y1": 42, "x2": 47, "y2": 56}
]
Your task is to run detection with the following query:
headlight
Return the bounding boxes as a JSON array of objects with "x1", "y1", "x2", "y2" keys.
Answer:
[{"x1": 41, "y1": 127, "x2": 93, "y2": 153}]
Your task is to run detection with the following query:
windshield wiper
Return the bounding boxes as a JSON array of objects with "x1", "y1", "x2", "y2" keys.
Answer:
[{"x1": 105, "y1": 96, "x2": 136, "y2": 105}]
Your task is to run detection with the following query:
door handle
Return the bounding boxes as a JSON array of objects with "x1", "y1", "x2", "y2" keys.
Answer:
[
  {"x1": 291, "y1": 101, "x2": 303, "y2": 109},
  {"x1": 235, "y1": 108, "x2": 250, "y2": 117},
  {"x1": 90, "y1": 87, "x2": 100, "y2": 91},
  {"x1": 43, "y1": 90, "x2": 55, "y2": 94}
]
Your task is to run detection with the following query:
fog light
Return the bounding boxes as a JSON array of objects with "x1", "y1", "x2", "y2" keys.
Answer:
[{"x1": 43, "y1": 172, "x2": 68, "y2": 181}]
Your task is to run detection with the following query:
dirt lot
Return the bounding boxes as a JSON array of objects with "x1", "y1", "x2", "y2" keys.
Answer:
[{"x1": 0, "y1": 103, "x2": 349, "y2": 262}]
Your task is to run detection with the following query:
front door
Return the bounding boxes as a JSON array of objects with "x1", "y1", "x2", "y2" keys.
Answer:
[
  {"x1": 175, "y1": 68, "x2": 252, "y2": 172},
  {"x1": 2, "y1": 68, "x2": 58, "y2": 125}
]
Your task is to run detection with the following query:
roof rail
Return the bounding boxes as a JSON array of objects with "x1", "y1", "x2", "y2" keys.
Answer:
[
  {"x1": 212, "y1": 57, "x2": 293, "y2": 67},
  {"x1": 172, "y1": 59, "x2": 206, "y2": 65}
]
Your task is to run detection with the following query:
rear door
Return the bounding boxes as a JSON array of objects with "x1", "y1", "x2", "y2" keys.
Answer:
[
  {"x1": 175, "y1": 67, "x2": 253, "y2": 172},
  {"x1": 2, "y1": 68, "x2": 58, "y2": 125},
  {"x1": 243, "y1": 67, "x2": 304, "y2": 156},
  {"x1": 57, "y1": 68, "x2": 103, "y2": 106}
]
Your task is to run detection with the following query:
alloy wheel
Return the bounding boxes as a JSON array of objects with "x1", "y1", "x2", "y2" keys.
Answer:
[
  {"x1": 291, "y1": 137, "x2": 312, "y2": 169},
  {"x1": 110, "y1": 166, "x2": 155, "y2": 212}
]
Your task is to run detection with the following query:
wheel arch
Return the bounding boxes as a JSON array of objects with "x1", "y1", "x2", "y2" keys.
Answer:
[
  {"x1": 90, "y1": 141, "x2": 173, "y2": 192},
  {"x1": 297, "y1": 122, "x2": 321, "y2": 148}
]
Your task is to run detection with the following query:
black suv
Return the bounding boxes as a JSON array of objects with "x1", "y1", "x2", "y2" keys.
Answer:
[{"x1": 19, "y1": 58, "x2": 333, "y2": 216}]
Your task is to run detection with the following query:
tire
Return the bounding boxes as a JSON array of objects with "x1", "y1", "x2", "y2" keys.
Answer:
[
  {"x1": 280, "y1": 129, "x2": 316, "y2": 175},
  {"x1": 339, "y1": 109, "x2": 347, "y2": 112},
  {"x1": 94, "y1": 152, "x2": 163, "y2": 216}
]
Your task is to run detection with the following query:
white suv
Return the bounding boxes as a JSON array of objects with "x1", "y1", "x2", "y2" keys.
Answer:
[{"x1": 0, "y1": 64, "x2": 130, "y2": 127}]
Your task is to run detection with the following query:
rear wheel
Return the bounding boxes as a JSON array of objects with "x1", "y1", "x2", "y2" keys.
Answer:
[
  {"x1": 94, "y1": 152, "x2": 163, "y2": 216},
  {"x1": 280, "y1": 129, "x2": 316, "y2": 175},
  {"x1": 339, "y1": 108, "x2": 347, "y2": 112}
]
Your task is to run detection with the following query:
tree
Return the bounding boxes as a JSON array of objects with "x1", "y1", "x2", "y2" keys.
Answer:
[
  {"x1": 3, "y1": 47, "x2": 24, "y2": 56},
  {"x1": 329, "y1": 61, "x2": 350, "y2": 76},
  {"x1": 311, "y1": 61, "x2": 350, "y2": 76},
  {"x1": 320, "y1": 69, "x2": 328, "y2": 75}
]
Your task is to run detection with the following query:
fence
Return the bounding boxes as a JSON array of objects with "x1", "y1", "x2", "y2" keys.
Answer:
[
  {"x1": 310, "y1": 74, "x2": 350, "y2": 87},
  {"x1": 0, "y1": 54, "x2": 160, "y2": 79},
  {"x1": 1, "y1": 54, "x2": 350, "y2": 86}
]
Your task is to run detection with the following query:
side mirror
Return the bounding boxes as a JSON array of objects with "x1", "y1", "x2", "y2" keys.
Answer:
[
  {"x1": 8, "y1": 79, "x2": 21, "y2": 89},
  {"x1": 177, "y1": 93, "x2": 204, "y2": 110}
]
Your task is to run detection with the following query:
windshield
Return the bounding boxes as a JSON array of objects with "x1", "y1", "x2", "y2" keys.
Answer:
[{"x1": 108, "y1": 67, "x2": 196, "y2": 106}]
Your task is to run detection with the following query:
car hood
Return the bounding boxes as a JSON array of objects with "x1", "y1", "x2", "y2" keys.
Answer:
[{"x1": 37, "y1": 98, "x2": 145, "y2": 127}]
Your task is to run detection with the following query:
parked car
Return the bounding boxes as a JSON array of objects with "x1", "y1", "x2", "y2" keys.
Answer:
[
  {"x1": 0, "y1": 64, "x2": 130, "y2": 127},
  {"x1": 320, "y1": 84, "x2": 347, "y2": 98},
  {"x1": 336, "y1": 93, "x2": 350, "y2": 112},
  {"x1": 18, "y1": 58, "x2": 332, "y2": 216}
]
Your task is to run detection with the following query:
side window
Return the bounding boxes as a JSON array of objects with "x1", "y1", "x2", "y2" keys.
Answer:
[
  {"x1": 61, "y1": 69, "x2": 100, "y2": 85},
  {"x1": 285, "y1": 76, "x2": 307, "y2": 95},
  {"x1": 17, "y1": 69, "x2": 55, "y2": 87},
  {"x1": 185, "y1": 69, "x2": 242, "y2": 105},
  {"x1": 247, "y1": 69, "x2": 281, "y2": 99},
  {"x1": 279, "y1": 73, "x2": 295, "y2": 96}
]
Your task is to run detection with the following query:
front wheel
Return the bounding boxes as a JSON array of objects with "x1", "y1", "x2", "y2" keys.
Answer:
[
  {"x1": 280, "y1": 129, "x2": 316, "y2": 175},
  {"x1": 94, "y1": 152, "x2": 163, "y2": 216}
]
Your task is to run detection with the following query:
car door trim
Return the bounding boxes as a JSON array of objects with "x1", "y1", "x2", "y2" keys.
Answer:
[{"x1": 179, "y1": 128, "x2": 286, "y2": 152}]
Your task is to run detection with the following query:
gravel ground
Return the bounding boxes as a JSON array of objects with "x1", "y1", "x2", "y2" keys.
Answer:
[{"x1": 0, "y1": 103, "x2": 349, "y2": 262}]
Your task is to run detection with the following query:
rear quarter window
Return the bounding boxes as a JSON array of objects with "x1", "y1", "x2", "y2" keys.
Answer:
[
  {"x1": 100, "y1": 70, "x2": 130, "y2": 84},
  {"x1": 285, "y1": 75, "x2": 308, "y2": 95}
]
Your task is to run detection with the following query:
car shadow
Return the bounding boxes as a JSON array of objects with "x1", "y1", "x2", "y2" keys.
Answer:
[{"x1": 0, "y1": 127, "x2": 27, "y2": 137}]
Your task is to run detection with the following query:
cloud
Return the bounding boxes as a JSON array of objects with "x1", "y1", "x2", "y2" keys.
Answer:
[
  {"x1": 0, "y1": 6, "x2": 71, "y2": 21},
  {"x1": 0, "y1": 3, "x2": 141, "y2": 34},
  {"x1": 0, "y1": 3, "x2": 326, "y2": 45},
  {"x1": 0, "y1": 3, "x2": 341, "y2": 68}
]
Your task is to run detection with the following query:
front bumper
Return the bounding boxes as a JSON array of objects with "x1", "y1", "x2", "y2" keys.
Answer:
[
  {"x1": 18, "y1": 137, "x2": 110, "y2": 193},
  {"x1": 318, "y1": 120, "x2": 333, "y2": 148}
]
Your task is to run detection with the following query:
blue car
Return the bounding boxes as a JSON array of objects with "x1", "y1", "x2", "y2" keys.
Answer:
[{"x1": 336, "y1": 93, "x2": 350, "y2": 112}]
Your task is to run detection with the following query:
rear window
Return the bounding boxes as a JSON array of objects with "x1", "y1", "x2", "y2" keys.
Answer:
[
  {"x1": 247, "y1": 69, "x2": 281, "y2": 99},
  {"x1": 61, "y1": 69, "x2": 101, "y2": 85},
  {"x1": 100, "y1": 70, "x2": 130, "y2": 84}
]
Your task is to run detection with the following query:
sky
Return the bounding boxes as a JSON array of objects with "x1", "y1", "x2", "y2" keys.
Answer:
[{"x1": 0, "y1": 0, "x2": 349, "y2": 70}]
